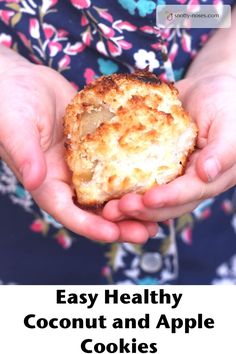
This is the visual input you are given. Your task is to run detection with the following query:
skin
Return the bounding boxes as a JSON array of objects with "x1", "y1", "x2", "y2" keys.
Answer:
[
  {"x1": 0, "y1": 45, "x2": 157, "y2": 243},
  {"x1": 103, "y1": 8, "x2": 236, "y2": 225},
  {"x1": 1, "y1": 9, "x2": 236, "y2": 243}
]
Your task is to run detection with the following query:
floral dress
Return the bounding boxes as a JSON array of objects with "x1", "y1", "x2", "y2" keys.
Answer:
[{"x1": 0, "y1": 0, "x2": 236, "y2": 285}]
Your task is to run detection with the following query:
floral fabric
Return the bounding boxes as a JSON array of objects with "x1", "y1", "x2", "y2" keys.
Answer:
[{"x1": 0, "y1": 0, "x2": 236, "y2": 285}]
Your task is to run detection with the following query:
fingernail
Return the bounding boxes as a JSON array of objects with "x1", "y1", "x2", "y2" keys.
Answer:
[{"x1": 204, "y1": 157, "x2": 221, "y2": 182}]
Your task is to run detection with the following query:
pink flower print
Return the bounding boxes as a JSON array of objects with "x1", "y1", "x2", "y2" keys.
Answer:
[
  {"x1": 213, "y1": 0, "x2": 223, "y2": 17},
  {"x1": 201, "y1": 208, "x2": 211, "y2": 219},
  {"x1": 222, "y1": 200, "x2": 233, "y2": 214},
  {"x1": 98, "y1": 23, "x2": 115, "y2": 38},
  {"x1": 181, "y1": 227, "x2": 192, "y2": 245},
  {"x1": 0, "y1": 10, "x2": 14, "y2": 25},
  {"x1": 81, "y1": 14, "x2": 89, "y2": 26},
  {"x1": 84, "y1": 68, "x2": 96, "y2": 84},
  {"x1": 176, "y1": 0, "x2": 188, "y2": 3},
  {"x1": 161, "y1": 28, "x2": 171, "y2": 39},
  {"x1": 187, "y1": 0, "x2": 200, "y2": 13},
  {"x1": 0, "y1": 33, "x2": 12, "y2": 48},
  {"x1": 64, "y1": 42, "x2": 86, "y2": 55},
  {"x1": 140, "y1": 26, "x2": 160, "y2": 35},
  {"x1": 201, "y1": 34, "x2": 209, "y2": 45},
  {"x1": 107, "y1": 40, "x2": 121, "y2": 57},
  {"x1": 101, "y1": 266, "x2": 111, "y2": 277},
  {"x1": 181, "y1": 32, "x2": 191, "y2": 52},
  {"x1": 48, "y1": 41, "x2": 62, "y2": 57},
  {"x1": 151, "y1": 42, "x2": 163, "y2": 50},
  {"x1": 58, "y1": 55, "x2": 71, "y2": 70},
  {"x1": 118, "y1": 39, "x2": 132, "y2": 50},
  {"x1": 96, "y1": 41, "x2": 108, "y2": 56},
  {"x1": 190, "y1": 49, "x2": 197, "y2": 59},
  {"x1": 159, "y1": 72, "x2": 168, "y2": 82},
  {"x1": 101, "y1": 266, "x2": 113, "y2": 283},
  {"x1": 57, "y1": 29, "x2": 69, "y2": 38},
  {"x1": 41, "y1": 0, "x2": 58, "y2": 13},
  {"x1": 55, "y1": 231, "x2": 73, "y2": 249},
  {"x1": 29, "y1": 18, "x2": 40, "y2": 39},
  {"x1": 17, "y1": 31, "x2": 31, "y2": 48},
  {"x1": 43, "y1": 23, "x2": 55, "y2": 40},
  {"x1": 98, "y1": 9, "x2": 113, "y2": 23},
  {"x1": 113, "y1": 20, "x2": 137, "y2": 32},
  {"x1": 71, "y1": 0, "x2": 91, "y2": 10},
  {"x1": 30, "y1": 218, "x2": 47, "y2": 234},
  {"x1": 169, "y1": 42, "x2": 178, "y2": 63},
  {"x1": 106, "y1": 37, "x2": 132, "y2": 57},
  {"x1": 82, "y1": 29, "x2": 92, "y2": 46}
]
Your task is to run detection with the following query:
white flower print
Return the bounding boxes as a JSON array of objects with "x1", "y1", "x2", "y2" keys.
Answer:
[
  {"x1": 0, "y1": 161, "x2": 33, "y2": 212},
  {"x1": 133, "y1": 49, "x2": 159, "y2": 71},
  {"x1": 41, "y1": 0, "x2": 58, "y2": 14},
  {"x1": 212, "y1": 255, "x2": 236, "y2": 285},
  {"x1": 0, "y1": 33, "x2": 12, "y2": 47},
  {"x1": 29, "y1": 18, "x2": 40, "y2": 39}
]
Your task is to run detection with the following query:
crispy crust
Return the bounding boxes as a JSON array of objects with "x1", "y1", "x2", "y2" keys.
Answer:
[{"x1": 64, "y1": 70, "x2": 197, "y2": 209}]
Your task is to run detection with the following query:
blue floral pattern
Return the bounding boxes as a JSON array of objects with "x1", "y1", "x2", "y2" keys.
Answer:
[{"x1": 0, "y1": 0, "x2": 236, "y2": 285}]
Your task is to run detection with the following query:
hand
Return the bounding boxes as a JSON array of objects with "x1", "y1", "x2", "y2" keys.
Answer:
[
  {"x1": 0, "y1": 49, "x2": 157, "y2": 243},
  {"x1": 103, "y1": 73, "x2": 236, "y2": 222}
]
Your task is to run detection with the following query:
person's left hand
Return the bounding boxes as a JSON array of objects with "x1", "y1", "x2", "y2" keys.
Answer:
[{"x1": 103, "y1": 73, "x2": 236, "y2": 223}]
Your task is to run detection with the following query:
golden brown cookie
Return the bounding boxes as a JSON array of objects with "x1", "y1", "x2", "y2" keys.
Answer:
[{"x1": 64, "y1": 70, "x2": 197, "y2": 209}]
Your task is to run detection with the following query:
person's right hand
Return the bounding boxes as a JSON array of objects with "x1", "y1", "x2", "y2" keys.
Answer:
[{"x1": 0, "y1": 49, "x2": 157, "y2": 243}]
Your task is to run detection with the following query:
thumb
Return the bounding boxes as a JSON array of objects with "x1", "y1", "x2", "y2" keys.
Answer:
[
  {"x1": 196, "y1": 117, "x2": 236, "y2": 182},
  {"x1": 0, "y1": 115, "x2": 46, "y2": 191}
]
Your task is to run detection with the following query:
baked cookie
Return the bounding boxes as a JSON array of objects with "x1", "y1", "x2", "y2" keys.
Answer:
[{"x1": 64, "y1": 70, "x2": 197, "y2": 208}]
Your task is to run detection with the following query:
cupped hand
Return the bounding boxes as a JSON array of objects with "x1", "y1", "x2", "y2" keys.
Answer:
[
  {"x1": 103, "y1": 74, "x2": 236, "y2": 222},
  {"x1": 0, "y1": 58, "x2": 157, "y2": 243}
]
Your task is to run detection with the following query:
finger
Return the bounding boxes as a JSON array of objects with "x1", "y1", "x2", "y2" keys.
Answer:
[
  {"x1": 176, "y1": 77, "x2": 236, "y2": 182},
  {"x1": 103, "y1": 199, "x2": 124, "y2": 221},
  {"x1": 103, "y1": 198, "x2": 158, "y2": 236},
  {"x1": 195, "y1": 90, "x2": 236, "y2": 182},
  {"x1": 0, "y1": 113, "x2": 46, "y2": 191},
  {"x1": 103, "y1": 195, "x2": 157, "y2": 222},
  {"x1": 116, "y1": 191, "x2": 198, "y2": 221},
  {"x1": 32, "y1": 179, "x2": 120, "y2": 242},
  {"x1": 141, "y1": 201, "x2": 200, "y2": 222},
  {"x1": 143, "y1": 174, "x2": 202, "y2": 208},
  {"x1": 118, "y1": 193, "x2": 145, "y2": 218},
  {"x1": 144, "y1": 163, "x2": 236, "y2": 209},
  {"x1": 117, "y1": 220, "x2": 150, "y2": 244},
  {"x1": 197, "y1": 145, "x2": 236, "y2": 183},
  {"x1": 103, "y1": 191, "x2": 195, "y2": 227},
  {"x1": 104, "y1": 193, "x2": 153, "y2": 221}
]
